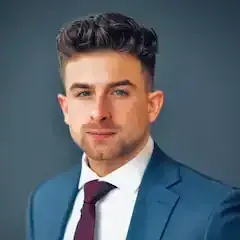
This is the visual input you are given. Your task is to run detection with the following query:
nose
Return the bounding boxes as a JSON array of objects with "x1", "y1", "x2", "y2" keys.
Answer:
[{"x1": 90, "y1": 98, "x2": 111, "y2": 122}]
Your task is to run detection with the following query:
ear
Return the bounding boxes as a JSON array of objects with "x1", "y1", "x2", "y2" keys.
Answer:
[
  {"x1": 148, "y1": 90, "x2": 164, "y2": 123},
  {"x1": 57, "y1": 94, "x2": 69, "y2": 125}
]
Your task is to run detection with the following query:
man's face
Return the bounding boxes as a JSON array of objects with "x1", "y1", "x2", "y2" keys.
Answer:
[{"x1": 58, "y1": 51, "x2": 163, "y2": 162}]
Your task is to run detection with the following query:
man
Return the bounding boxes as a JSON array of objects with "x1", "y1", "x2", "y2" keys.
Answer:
[{"x1": 26, "y1": 12, "x2": 238, "y2": 240}]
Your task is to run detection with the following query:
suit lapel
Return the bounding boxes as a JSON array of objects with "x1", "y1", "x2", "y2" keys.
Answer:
[
  {"x1": 126, "y1": 143, "x2": 181, "y2": 240},
  {"x1": 55, "y1": 166, "x2": 81, "y2": 240}
]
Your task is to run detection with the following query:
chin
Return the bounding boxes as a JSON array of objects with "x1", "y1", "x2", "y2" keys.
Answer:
[
  {"x1": 81, "y1": 142, "x2": 120, "y2": 159},
  {"x1": 87, "y1": 153, "x2": 114, "y2": 161}
]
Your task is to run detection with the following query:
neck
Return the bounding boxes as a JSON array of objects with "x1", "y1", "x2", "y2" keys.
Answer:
[{"x1": 87, "y1": 135, "x2": 150, "y2": 177}]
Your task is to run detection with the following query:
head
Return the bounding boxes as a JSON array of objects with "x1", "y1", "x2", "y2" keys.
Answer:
[{"x1": 57, "y1": 12, "x2": 164, "y2": 164}]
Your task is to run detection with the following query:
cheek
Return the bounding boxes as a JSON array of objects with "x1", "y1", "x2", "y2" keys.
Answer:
[
  {"x1": 67, "y1": 102, "x2": 90, "y2": 125},
  {"x1": 115, "y1": 100, "x2": 148, "y2": 127}
]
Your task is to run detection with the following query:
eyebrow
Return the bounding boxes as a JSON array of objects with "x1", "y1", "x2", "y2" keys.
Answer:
[{"x1": 69, "y1": 79, "x2": 137, "y2": 91}]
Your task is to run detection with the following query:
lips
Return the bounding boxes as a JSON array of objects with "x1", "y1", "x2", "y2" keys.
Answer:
[
  {"x1": 86, "y1": 130, "x2": 116, "y2": 135},
  {"x1": 86, "y1": 131, "x2": 116, "y2": 140},
  {"x1": 88, "y1": 133, "x2": 115, "y2": 135}
]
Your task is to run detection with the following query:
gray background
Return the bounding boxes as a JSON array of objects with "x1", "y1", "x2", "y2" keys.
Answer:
[{"x1": 0, "y1": 0, "x2": 239, "y2": 239}]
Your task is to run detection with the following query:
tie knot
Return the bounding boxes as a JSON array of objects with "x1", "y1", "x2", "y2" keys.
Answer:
[{"x1": 83, "y1": 180, "x2": 116, "y2": 204}]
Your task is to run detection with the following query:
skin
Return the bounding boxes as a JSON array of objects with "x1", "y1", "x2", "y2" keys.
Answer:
[{"x1": 58, "y1": 50, "x2": 164, "y2": 177}]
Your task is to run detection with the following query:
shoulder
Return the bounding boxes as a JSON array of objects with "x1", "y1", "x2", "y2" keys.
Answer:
[
  {"x1": 159, "y1": 150, "x2": 234, "y2": 204},
  {"x1": 152, "y1": 144, "x2": 233, "y2": 201},
  {"x1": 30, "y1": 164, "x2": 81, "y2": 203},
  {"x1": 179, "y1": 160, "x2": 232, "y2": 192},
  {"x1": 177, "y1": 160, "x2": 233, "y2": 203}
]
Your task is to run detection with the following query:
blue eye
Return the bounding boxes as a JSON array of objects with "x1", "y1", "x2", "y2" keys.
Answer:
[{"x1": 114, "y1": 89, "x2": 129, "y2": 96}]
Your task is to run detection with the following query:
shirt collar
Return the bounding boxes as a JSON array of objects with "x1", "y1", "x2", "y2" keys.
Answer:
[{"x1": 78, "y1": 136, "x2": 154, "y2": 193}]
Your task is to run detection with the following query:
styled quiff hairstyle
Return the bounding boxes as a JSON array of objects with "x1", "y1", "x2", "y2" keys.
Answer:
[{"x1": 56, "y1": 12, "x2": 158, "y2": 91}]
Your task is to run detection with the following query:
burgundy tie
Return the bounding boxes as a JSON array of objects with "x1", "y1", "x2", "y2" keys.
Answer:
[{"x1": 74, "y1": 180, "x2": 116, "y2": 240}]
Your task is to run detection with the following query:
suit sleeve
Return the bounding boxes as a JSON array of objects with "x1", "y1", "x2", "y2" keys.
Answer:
[{"x1": 204, "y1": 189, "x2": 240, "y2": 240}]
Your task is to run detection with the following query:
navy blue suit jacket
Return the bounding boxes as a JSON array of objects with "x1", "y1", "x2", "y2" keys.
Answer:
[
  {"x1": 204, "y1": 190, "x2": 240, "y2": 239},
  {"x1": 26, "y1": 142, "x2": 238, "y2": 240}
]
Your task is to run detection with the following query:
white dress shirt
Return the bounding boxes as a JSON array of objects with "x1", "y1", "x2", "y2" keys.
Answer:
[{"x1": 63, "y1": 136, "x2": 154, "y2": 240}]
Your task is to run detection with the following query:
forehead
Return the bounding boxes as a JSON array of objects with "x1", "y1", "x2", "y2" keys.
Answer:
[{"x1": 64, "y1": 51, "x2": 145, "y2": 89}]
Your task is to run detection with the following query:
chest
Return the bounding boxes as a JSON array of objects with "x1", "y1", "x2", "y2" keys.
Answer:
[{"x1": 64, "y1": 189, "x2": 138, "y2": 240}]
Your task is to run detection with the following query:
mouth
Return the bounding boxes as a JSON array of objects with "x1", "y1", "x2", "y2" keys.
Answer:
[{"x1": 86, "y1": 131, "x2": 116, "y2": 140}]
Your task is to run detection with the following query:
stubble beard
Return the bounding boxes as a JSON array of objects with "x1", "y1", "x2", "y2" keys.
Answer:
[{"x1": 77, "y1": 130, "x2": 148, "y2": 162}]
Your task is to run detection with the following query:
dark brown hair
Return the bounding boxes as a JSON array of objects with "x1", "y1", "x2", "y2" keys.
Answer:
[{"x1": 56, "y1": 12, "x2": 158, "y2": 91}]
